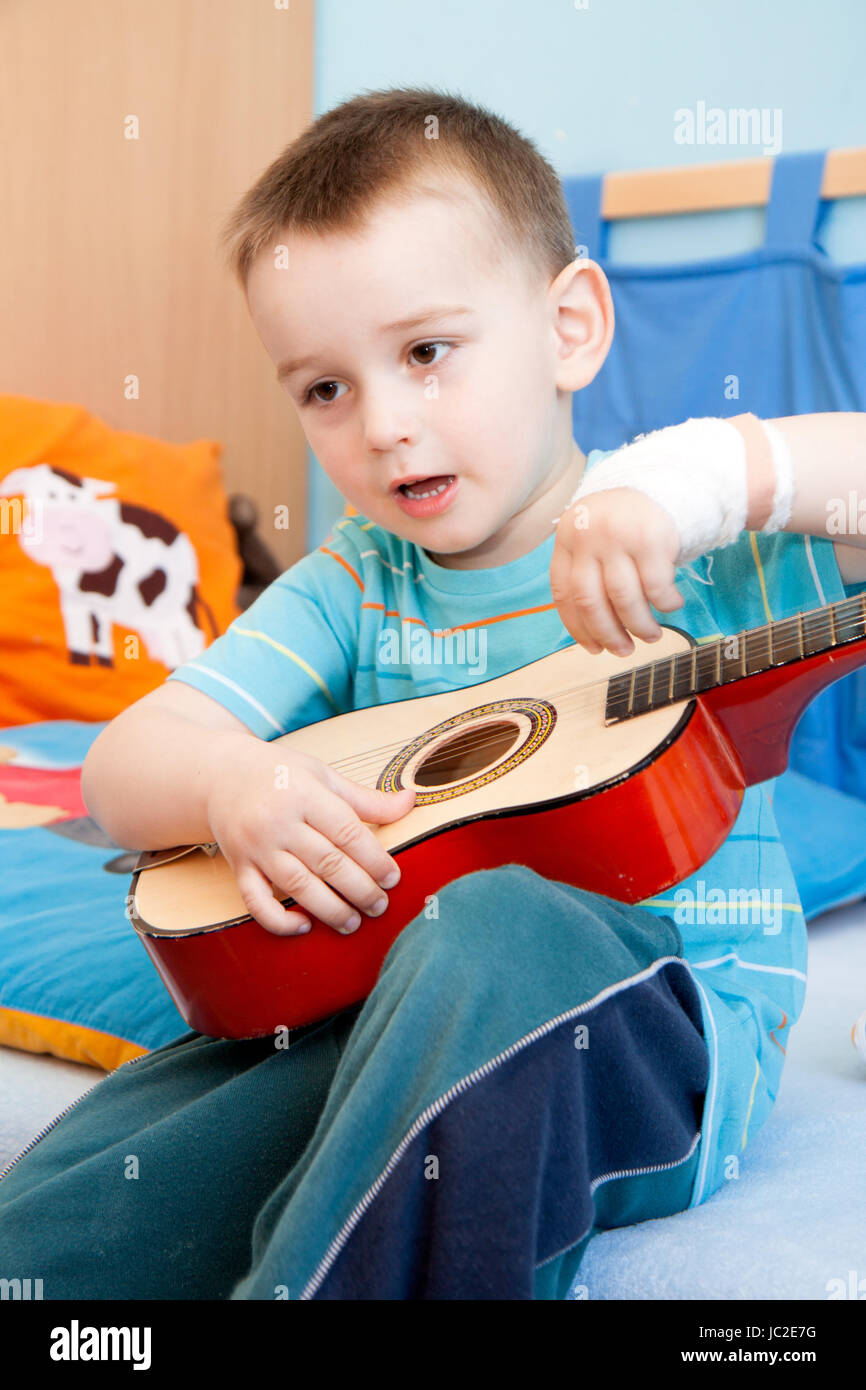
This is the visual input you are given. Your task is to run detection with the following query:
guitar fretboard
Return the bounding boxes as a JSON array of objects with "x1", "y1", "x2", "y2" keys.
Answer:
[{"x1": 604, "y1": 592, "x2": 866, "y2": 724}]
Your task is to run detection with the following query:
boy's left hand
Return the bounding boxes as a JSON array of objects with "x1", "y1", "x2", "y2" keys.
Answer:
[{"x1": 550, "y1": 487, "x2": 686, "y2": 656}]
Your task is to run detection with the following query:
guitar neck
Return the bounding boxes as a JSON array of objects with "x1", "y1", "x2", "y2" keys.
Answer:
[{"x1": 605, "y1": 591, "x2": 866, "y2": 724}]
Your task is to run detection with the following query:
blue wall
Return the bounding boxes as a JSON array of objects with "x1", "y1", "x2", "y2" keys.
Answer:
[{"x1": 307, "y1": 0, "x2": 866, "y2": 545}]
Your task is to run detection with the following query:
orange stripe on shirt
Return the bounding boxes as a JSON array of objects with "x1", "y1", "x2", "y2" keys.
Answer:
[
  {"x1": 360, "y1": 600, "x2": 557, "y2": 634},
  {"x1": 769, "y1": 1010, "x2": 788, "y2": 1055},
  {"x1": 321, "y1": 547, "x2": 364, "y2": 591}
]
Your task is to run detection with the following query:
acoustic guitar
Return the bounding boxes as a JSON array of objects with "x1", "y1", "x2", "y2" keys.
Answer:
[{"x1": 128, "y1": 593, "x2": 866, "y2": 1039}]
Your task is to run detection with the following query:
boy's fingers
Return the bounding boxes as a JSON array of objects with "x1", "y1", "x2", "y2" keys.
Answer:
[
  {"x1": 265, "y1": 844, "x2": 374, "y2": 935},
  {"x1": 234, "y1": 861, "x2": 312, "y2": 936},
  {"x1": 330, "y1": 770, "x2": 415, "y2": 826},
  {"x1": 271, "y1": 823, "x2": 395, "y2": 931},
  {"x1": 632, "y1": 543, "x2": 685, "y2": 613},
  {"x1": 644, "y1": 578, "x2": 685, "y2": 612},
  {"x1": 552, "y1": 555, "x2": 621, "y2": 653},
  {"x1": 306, "y1": 777, "x2": 409, "y2": 889},
  {"x1": 600, "y1": 553, "x2": 663, "y2": 649},
  {"x1": 549, "y1": 525, "x2": 580, "y2": 617},
  {"x1": 550, "y1": 550, "x2": 600, "y2": 649}
]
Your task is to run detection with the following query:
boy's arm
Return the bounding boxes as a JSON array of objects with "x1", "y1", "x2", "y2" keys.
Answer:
[
  {"x1": 81, "y1": 681, "x2": 259, "y2": 851},
  {"x1": 763, "y1": 413, "x2": 866, "y2": 583},
  {"x1": 83, "y1": 526, "x2": 365, "y2": 849},
  {"x1": 551, "y1": 410, "x2": 866, "y2": 654}
]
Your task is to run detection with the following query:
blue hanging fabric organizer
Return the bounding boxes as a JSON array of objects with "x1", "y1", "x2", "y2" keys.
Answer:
[{"x1": 563, "y1": 152, "x2": 866, "y2": 918}]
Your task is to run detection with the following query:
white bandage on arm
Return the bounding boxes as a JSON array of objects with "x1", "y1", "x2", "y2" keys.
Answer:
[
  {"x1": 555, "y1": 414, "x2": 795, "y2": 566},
  {"x1": 758, "y1": 417, "x2": 796, "y2": 534}
]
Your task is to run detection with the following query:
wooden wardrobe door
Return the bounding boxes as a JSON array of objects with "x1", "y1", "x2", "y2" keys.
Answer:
[{"x1": 0, "y1": 0, "x2": 314, "y2": 569}]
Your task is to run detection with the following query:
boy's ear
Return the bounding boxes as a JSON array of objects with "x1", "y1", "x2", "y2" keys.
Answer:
[{"x1": 548, "y1": 257, "x2": 615, "y2": 393}]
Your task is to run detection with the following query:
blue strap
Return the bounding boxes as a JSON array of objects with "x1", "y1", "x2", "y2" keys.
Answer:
[
  {"x1": 563, "y1": 174, "x2": 608, "y2": 261},
  {"x1": 565, "y1": 154, "x2": 828, "y2": 259},
  {"x1": 764, "y1": 149, "x2": 828, "y2": 249}
]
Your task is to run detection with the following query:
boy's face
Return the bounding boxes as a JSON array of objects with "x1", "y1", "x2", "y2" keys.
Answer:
[{"x1": 246, "y1": 178, "x2": 593, "y2": 566}]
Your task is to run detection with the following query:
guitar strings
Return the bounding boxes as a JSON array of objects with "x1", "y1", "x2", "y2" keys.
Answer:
[
  {"x1": 323, "y1": 606, "x2": 866, "y2": 783},
  {"x1": 327, "y1": 607, "x2": 866, "y2": 781},
  {"x1": 329, "y1": 647, "x2": 866, "y2": 784}
]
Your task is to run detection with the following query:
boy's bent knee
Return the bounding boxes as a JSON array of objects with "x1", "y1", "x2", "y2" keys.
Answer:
[{"x1": 385, "y1": 862, "x2": 682, "y2": 996}]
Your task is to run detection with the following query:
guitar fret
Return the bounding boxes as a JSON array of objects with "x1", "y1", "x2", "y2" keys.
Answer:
[
  {"x1": 718, "y1": 634, "x2": 743, "y2": 686},
  {"x1": 694, "y1": 642, "x2": 718, "y2": 692},
  {"x1": 646, "y1": 655, "x2": 676, "y2": 708},
  {"x1": 604, "y1": 595, "x2": 866, "y2": 724},
  {"x1": 771, "y1": 615, "x2": 798, "y2": 664},
  {"x1": 833, "y1": 595, "x2": 865, "y2": 644},
  {"x1": 605, "y1": 670, "x2": 627, "y2": 722},
  {"x1": 745, "y1": 626, "x2": 772, "y2": 673},
  {"x1": 671, "y1": 651, "x2": 693, "y2": 700},
  {"x1": 631, "y1": 662, "x2": 653, "y2": 713},
  {"x1": 801, "y1": 607, "x2": 828, "y2": 656}
]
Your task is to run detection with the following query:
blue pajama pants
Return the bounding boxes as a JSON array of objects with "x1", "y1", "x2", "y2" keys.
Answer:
[{"x1": 0, "y1": 865, "x2": 709, "y2": 1299}]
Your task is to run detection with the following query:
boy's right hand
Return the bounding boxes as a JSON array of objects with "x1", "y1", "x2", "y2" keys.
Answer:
[{"x1": 204, "y1": 733, "x2": 416, "y2": 936}]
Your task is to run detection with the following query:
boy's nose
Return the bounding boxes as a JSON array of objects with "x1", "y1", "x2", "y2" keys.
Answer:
[
  {"x1": 360, "y1": 377, "x2": 422, "y2": 453},
  {"x1": 363, "y1": 412, "x2": 416, "y2": 456}
]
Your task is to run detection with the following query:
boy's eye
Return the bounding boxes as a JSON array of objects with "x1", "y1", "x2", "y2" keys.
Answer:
[
  {"x1": 304, "y1": 380, "x2": 346, "y2": 406},
  {"x1": 410, "y1": 340, "x2": 450, "y2": 367},
  {"x1": 302, "y1": 342, "x2": 452, "y2": 406}
]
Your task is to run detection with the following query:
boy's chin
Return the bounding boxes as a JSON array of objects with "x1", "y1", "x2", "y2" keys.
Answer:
[{"x1": 392, "y1": 515, "x2": 483, "y2": 549}]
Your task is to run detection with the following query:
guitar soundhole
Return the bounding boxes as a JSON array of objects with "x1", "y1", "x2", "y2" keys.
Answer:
[
  {"x1": 413, "y1": 720, "x2": 521, "y2": 788},
  {"x1": 377, "y1": 696, "x2": 556, "y2": 805}
]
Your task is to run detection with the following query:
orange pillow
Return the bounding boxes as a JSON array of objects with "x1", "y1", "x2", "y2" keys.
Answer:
[{"x1": 0, "y1": 395, "x2": 243, "y2": 725}]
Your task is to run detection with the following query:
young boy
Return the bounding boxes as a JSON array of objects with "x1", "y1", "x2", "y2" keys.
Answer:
[{"x1": 2, "y1": 87, "x2": 866, "y2": 1301}]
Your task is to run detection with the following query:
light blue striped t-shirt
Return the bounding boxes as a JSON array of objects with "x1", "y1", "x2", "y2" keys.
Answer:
[{"x1": 166, "y1": 447, "x2": 866, "y2": 1207}]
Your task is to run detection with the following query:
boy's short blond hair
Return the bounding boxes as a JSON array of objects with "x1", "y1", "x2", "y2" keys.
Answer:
[{"x1": 219, "y1": 86, "x2": 577, "y2": 295}]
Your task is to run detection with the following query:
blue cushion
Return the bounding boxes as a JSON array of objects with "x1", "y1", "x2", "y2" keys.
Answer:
[{"x1": 0, "y1": 720, "x2": 185, "y2": 1068}]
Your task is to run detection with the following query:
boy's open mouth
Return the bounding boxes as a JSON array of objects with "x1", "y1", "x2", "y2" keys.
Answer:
[
  {"x1": 393, "y1": 474, "x2": 455, "y2": 499},
  {"x1": 391, "y1": 473, "x2": 459, "y2": 518}
]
